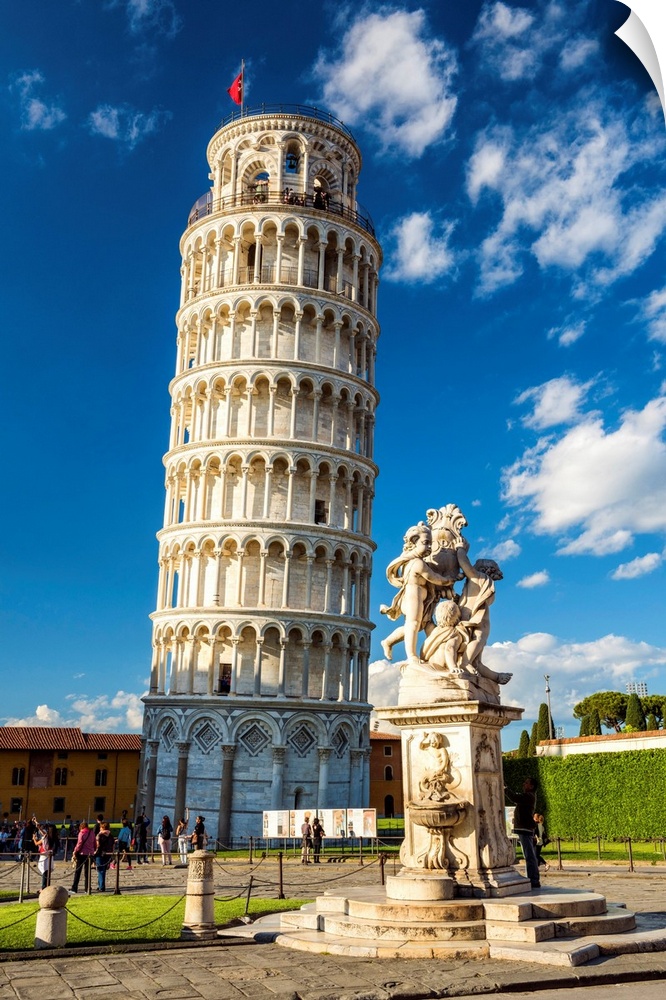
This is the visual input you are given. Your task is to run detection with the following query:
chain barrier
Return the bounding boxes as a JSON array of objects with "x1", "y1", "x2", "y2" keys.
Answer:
[
  {"x1": 213, "y1": 890, "x2": 247, "y2": 902},
  {"x1": 0, "y1": 861, "x2": 24, "y2": 879},
  {"x1": 212, "y1": 854, "x2": 266, "y2": 876},
  {"x1": 65, "y1": 893, "x2": 187, "y2": 932},
  {"x1": 252, "y1": 854, "x2": 380, "y2": 890},
  {"x1": 0, "y1": 905, "x2": 40, "y2": 931}
]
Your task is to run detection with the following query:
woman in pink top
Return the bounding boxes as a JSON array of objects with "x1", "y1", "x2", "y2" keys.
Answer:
[{"x1": 70, "y1": 821, "x2": 96, "y2": 893}]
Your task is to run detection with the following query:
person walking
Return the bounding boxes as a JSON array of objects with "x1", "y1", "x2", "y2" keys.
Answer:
[
  {"x1": 34, "y1": 823, "x2": 59, "y2": 890},
  {"x1": 301, "y1": 814, "x2": 312, "y2": 864},
  {"x1": 70, "y1": 821, "x2": 96, "y2": 894},
  {"x1": 190, "y1": 815, "x2": 207, "y2": 852},
  {"x1": 175, "y1": 811, "x2": 190, "y2": 864},
  {"x1": 312, "y1": 817, "x2": 324, "y2": 863},
  {"x1": 114, "y1": 819, "x2": 133, "y2": 869},
  {"x1": 158, "y1": 815, "x2": 173, "y2": 865},
  {"x1": 135, "y1": 811, "x2": 149, "y2": 864},
  {"x1": 95, "y1": 821, "x2": 115, "y2": 892},
  {"x1": 505, "y1": 776, "x2": 541, "y2": 890}
]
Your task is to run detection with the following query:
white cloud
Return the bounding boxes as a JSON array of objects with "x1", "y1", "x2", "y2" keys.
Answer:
[
  {"x1": 503, "y1": 391, "x2": 666, "y2": 555},
  {"x1": 487, "y1": 632, "x2": 666, "y2": 720},
  {"x1": 467, "y1": 102, "x2": 666, "y2": 296},
  {"x1": 560, "y1": 36, "x2": 600, "y2": 71},
  {"x1": 472, "y1": 1, "x2": 538, "y2": 81},
  {"x1": 611, "y1": 552, "x2": 662, "y2": 580},
  {"x1": 642, "y1": 287, "x2": 666, "y2": 343},
  {"x1": 10, "y1": 70, "x2": 66, "y2": 131},
  {"x1": 484, "y1": 539, "x2": 521, "y2": 561},
  {"x1": 517, "y1": 570, "x2": 550, "y2": 588},
  {"x1": 113, "y1": 0, "x2": 181, "y2": 37},
  {"x1": 3, "y1": 690, "x2": 145, "y2": 732},
  {"x1": 384, "y1": 212, "x2": 456, "y2": 283},
  {"x1": 313, "y1": 8, "x2": 457, "y2": 158},
  {"x1": 369, "y1": 633, "x2": 666, "y2": 724},
  {"x1": 87, "y1": 104, "x2": 171, "y2": 149},
  {"x1": 515, "y1": 375, "x2": 592, "y2": 430},
  {"x1": 547, "y1": 320, "x2": 586, "y2": 347},
  {"x1": 368, "y1": 658, "x2": 400, "y2": 711}
]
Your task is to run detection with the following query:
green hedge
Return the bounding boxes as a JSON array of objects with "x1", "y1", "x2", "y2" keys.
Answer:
[{"x1": 503, "y1": 749, "x2": 666, "y2": 839}]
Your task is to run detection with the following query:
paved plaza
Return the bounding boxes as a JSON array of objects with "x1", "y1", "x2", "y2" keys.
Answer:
[{"x1": 1, "y1": 858, "x2": 666, "y2": 998}]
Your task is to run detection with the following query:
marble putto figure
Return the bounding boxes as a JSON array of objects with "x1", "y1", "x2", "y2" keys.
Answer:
[{"x1": 381, "y1": 504, "x2": 511, "y2": 707}]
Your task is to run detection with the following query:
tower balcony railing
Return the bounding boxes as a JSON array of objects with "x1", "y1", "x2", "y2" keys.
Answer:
[
  {"x1": 185, "y1": 265, "x2": 358, "y2": 302},
  {"x1": 216, "y1": 103, "x2": 358, "y2": 140},
  {"x1": 187, "y1": 188, "x2": 375, "y2": 237}
]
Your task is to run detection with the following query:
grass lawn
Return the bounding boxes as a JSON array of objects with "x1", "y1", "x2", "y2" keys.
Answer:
[{"x1": 0, "y1": 894, "x2": 307, "y2": 952}]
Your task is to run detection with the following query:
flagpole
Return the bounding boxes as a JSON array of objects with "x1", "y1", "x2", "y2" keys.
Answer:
[{"x1": 241, "y1": 58, "x2": 245, "y2": 117}]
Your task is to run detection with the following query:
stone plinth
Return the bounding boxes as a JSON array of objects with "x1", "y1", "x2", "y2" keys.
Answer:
[
  {"x1": 35, "y1": 885, "x2": 69, "y2": 949},
  {"x1": 181, "y1": 850, "x2": 217, "y2": 940},
  {"x1": 377, "y1": 699, "x2": 530, "y2": 898}
]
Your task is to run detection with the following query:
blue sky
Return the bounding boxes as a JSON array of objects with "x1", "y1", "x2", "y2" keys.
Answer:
[{"x1": 1, "y1": 1, "x2": 665, "y2": 748}]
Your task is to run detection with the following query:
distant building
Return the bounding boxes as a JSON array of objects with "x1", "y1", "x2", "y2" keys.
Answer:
[
  {"x1": 0, "y1": 728, "x2": 141, "y2": 822},
  {"x1": 626, "y1": 682, "x2": 648, "y2": 697},
  {"x1": 369, "y1": 731, "x2": 403, "y2": 818},
  {"x1": 537, "y1": 729, "x2": 666, "y2": 757}
]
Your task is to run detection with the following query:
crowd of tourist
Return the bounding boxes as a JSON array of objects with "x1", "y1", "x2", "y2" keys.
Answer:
[{"x1": 0, "y1": 809, "x2": 208, "y2": 893}]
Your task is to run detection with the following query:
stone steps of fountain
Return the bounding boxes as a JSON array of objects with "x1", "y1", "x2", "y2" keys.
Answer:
[{"x1": 275, "y1": 886, "x2": 658, "y2": 965}]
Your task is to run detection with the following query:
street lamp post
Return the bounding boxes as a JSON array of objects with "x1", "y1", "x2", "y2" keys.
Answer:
[{"x1": 544, "y1": 675, "x2": 554, "y2": 740}]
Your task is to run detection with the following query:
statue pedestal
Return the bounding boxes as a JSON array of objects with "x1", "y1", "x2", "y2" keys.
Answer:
[{"x1": 377, "y1": 699, "x2": 530, "y2": 898}]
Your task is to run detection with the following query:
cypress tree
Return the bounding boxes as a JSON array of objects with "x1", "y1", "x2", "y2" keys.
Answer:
[
  {"x1": 625, "y1": 692, "x2": 646, "y2": 731},
  {"x1": 589, "y1": 708, "x2": 602, "y2": 735},
  {"x1": 537, "y1": 702, "x2": 554, "y2": 741},
  {"x1": 517, "y1": 729, "x2": 530, "y2": 758},
  {"x1": 528, "y1": 722, "x2": 538, "y2": 756},
  {"x1": 646, "y1": 713, "x2": 659, "y2": 732},
  {"x1": 579, "y1": 714, "x2": 589, "y2": 737}
]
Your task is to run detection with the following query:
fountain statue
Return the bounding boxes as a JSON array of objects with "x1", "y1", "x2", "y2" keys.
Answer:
[{"x1": 376, "y1": 504, "x2": 529, "y2": 899}]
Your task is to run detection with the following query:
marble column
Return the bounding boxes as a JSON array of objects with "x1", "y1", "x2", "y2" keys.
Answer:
[
  {"x1": 143, "y1": 739, "x2": 160, "y2": 824},
  {"x1": 217, "y1": 744, "x2": 236, "y2": 846},
  {"x1": 271, "y1": 746, "x2": 287, "y2": 809},
  {"x1": 174, "y1": 742, "x2": 190, "y2": 825}
]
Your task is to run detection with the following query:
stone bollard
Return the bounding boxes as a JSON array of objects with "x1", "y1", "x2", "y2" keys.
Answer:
[
  {"x1": 35, "y1": 885, "x2": 69, "y2": 949},
  {"x1": 181, "y1": 849, "x2": 217, "y2": 940}
]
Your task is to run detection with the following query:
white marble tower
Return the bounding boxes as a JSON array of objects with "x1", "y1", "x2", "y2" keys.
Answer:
[{"x1": 138, "y1": 106, "x2": 382, "y2": 841}]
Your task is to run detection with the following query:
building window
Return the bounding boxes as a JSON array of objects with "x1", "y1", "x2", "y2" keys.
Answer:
[
  {"x1": 11, "y1": 767, "x2": 25, "y2": 786},
  {"x1": 54, "y1": 766, "x2": 68, "y2": 786},
  {"x1": 384, "y1": 765, "x2": 393, "y2": 781},
  {"x1": 93, "y1": 797, "x2": 106, "y2": 814},
  {"x1": 218, "y1": 663, "x2": 231, "y2": 695},
  {"x1": 314, "y1": 499, "x2": 328, "y2": 524},
  {"x1": 53, "y1": 797, "x2": 65, "y2": 814},
  {"x1": 97, "y1": 753, "x2": 108, "y2": 760},
  {"x1": 57, "y1": 752, "x2": 69, "y2": 760},
  {"x1": 95, "y1": 768, "x2": 108, "y2": 787},
  {"x1": 10, "y1": 797, "x2": 23, "y2": 814},
  {"x1": 383, "y1": 745, "x2": 392, "y2": 756}
]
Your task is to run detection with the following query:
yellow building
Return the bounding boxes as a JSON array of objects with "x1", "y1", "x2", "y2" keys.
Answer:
[{"x1": 0, "y1": 728, "x2": 141, "y2": 823}]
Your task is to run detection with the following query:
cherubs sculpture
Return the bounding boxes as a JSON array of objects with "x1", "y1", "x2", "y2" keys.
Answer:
[
  {"x1": 380, "y1": 523, "x2": 455, "y2": 666},
  {"x1": 380, "y1": 506, "x2": 512, "y2": 687}
]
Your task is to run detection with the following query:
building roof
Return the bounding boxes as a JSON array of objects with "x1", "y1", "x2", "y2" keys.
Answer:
[
  {"x1": 541, "y1": 729, "x2": 666, "y2": 746},
  {"x1": 0, "y1": 727, "x2": 142, "y2": 752},
  {"x1": 370, "y1": 730, "x2": 400, "y2": 741}
]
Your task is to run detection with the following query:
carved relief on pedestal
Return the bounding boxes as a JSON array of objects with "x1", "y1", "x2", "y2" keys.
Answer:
[{"x1": 404, "y1": 731, "x2": 468, "y2": 873}]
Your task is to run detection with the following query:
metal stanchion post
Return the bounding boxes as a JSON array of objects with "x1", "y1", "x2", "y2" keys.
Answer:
[
  {"x1": 18, "y1": 856, "x2": 26, "y2": 903},
  {"x1": 114, "y1": 846, "x2": 121, "y2": 895},
  {"x1": 358, "y1": 838, "x2": 363, "y2": 866},
  {"x1": 556, "y1": 836, "x2": 563, "y2": 871},
  {"x1": 278, "y1": 852, "x2": 285, "y2": 899},
  {"x1": 380, "y1": 852, "x2": 385, "y2": 886},
  {"x1": 244, "y1": 875, "x2": 254, "y2": 917},
  {"x1": 87, "y1": 856, "x2": 92, "y2": 895},
  {"x1": 596, "y1": 835, "x2": 601, "y2": 861},
  {"x1": 249, "y1": 836, "x2": 253, "y2": 864},
  {"x1": 627, "y1": 837, "x2": 635, "y2": 872}
]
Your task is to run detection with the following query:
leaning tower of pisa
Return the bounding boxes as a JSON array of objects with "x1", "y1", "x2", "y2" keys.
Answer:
[{"x1": 138, "y1": 106, "x2": 382, "y2": 842}]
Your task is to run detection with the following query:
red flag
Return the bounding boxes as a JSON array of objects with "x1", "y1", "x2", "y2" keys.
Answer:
[{"x1": 228, "y1": 69, "x2": 243, "y2": 106}]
